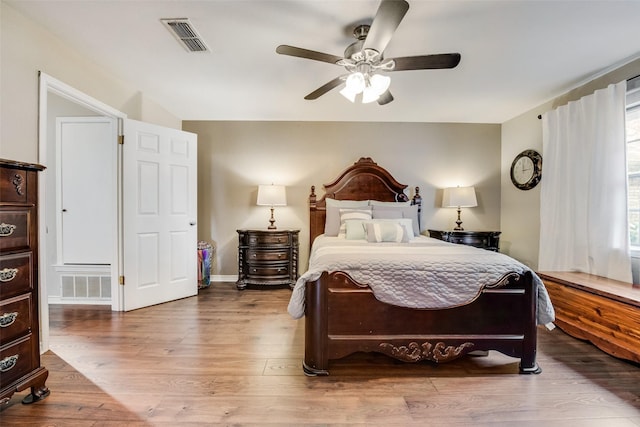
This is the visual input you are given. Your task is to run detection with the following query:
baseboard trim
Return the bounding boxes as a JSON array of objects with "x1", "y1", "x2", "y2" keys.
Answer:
[{"x1": 210, "y1": 275, "x2": 237, "y2": 283}]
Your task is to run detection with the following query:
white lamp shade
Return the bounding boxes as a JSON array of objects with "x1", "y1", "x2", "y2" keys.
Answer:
[
  {"x1": 361, "y1": 86, "x2": 380, "y2": 104},
  {"x1": 442, "y1": 186, "x2": 477, "y2": 208},
  {"x1": 369, "y1": 74, "x2": 391, "y2": 95},
  {"x1": 257, "y1": 184, "x2": 287, "y2": 206},
  {"x1": 345, "y1": 72, "x2": 365, "y2": 94},
  {"x1": 339, "y1": 86, "x2": 357, "y2": 102}
]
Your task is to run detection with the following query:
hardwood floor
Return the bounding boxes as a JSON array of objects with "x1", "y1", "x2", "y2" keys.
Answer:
[{"x1": 2, "y1": 282, "x2": 640, "y2": 426}]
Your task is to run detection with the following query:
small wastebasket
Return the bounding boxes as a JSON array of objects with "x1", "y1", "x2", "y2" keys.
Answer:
[{"x1": 198, "y1": 241, "x2": 213, "y2": 289}]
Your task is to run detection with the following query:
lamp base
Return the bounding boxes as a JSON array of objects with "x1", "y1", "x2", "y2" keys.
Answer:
[
  {"x1": 454, "y1": 208, "x2": 464, "y2": 231},
  {"x1": 268, "y1": 207, "x2": 277, "y2": 230}
]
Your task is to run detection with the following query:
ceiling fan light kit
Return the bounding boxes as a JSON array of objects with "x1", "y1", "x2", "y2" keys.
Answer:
[
  {"x1": 276, "y1": 0, "x2": 461, "y2": 106},
  {"x1": 339, "y1": 72, "x2": 391, "y2": 103}
]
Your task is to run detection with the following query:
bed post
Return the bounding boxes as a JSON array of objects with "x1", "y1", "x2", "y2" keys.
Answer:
[
  {"x1": 519, "y1": 271, "x2": 541, "y2": 374},
  {"x1": 303, "y1": 273, "x2": 329, "y2": 376}
]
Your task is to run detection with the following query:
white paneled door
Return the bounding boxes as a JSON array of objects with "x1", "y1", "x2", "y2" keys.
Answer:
[
  {"x1": 122, "y1": 119, "x2": 198, "y2": 311},
  {"x1": 58, "y1": 117, "x2": 116, "y2": 265}
]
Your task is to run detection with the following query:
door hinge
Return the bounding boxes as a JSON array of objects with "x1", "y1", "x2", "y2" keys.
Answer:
[
  {"x1": 118, "y1": 135, "x2": 124, "y2": 145},
  {"x1": 119, "y1": 275, "x2": 125, "y2": 285}
]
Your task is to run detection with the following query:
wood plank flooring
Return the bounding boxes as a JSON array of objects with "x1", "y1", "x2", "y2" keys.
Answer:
[{"x1": 2, "y1": 282, "x2": 640, "y2": 426}]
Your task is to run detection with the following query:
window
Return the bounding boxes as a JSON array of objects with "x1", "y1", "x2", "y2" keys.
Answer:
[{"x1": 627, "y1": 78, "x2": 640, "y2": 248}]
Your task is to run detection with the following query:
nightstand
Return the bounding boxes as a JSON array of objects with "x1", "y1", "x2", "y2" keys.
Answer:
[
  {"x1": 236, "y1": 229, "x2": 299, "y2": 290},
  {"x1": 428, "y1": 230, "x2": 501, "y2": 252}
]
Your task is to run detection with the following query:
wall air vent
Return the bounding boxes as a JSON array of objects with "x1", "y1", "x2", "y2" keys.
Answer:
[{"x1": 161, "y1": 18, "x2": 209, "y2": 52}]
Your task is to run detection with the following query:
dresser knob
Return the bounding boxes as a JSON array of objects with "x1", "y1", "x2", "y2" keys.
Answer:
[
  {"x1": 0, "y1": 223, "x2": 17, "y2": 237},
  {"x1": 0, "y1": 268, "x2": 18, "y2": 283},
  {"x1": 0, "y1": 312, "x2": 18, "y2": 328},
  {"x1": 0, "y1": 355, "x2": 19, "y2": 373}
]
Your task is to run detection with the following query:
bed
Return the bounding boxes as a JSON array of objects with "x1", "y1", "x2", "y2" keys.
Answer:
[{"x1": 288, "y1": 157, "x2": 555, "y2": 375}]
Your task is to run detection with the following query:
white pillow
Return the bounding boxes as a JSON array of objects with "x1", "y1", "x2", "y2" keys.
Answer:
[
  {"x1": 364, "y1": 220, "x2": 411, "y2": 243},
  {"x1": 345, "y1": 220, "x2": 367, "y2": 240},
  {"x1": 324, "y1": 199, "x2": 369, "y2": 236},
  {"x1": 339, "y1": 208, "x2": 372, "y2": 235},
  {"x1": 372, "y1": 204, "x2": 420, "y2": 236}
]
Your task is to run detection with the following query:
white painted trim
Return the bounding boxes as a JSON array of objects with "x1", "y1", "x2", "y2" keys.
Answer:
[
  {"x1": 210, "y1": 274, "x2": 238, "y2": 283},
  {"x1": 52, "y1": 264, "x2": 111, "y2": 274},
  {"x1": 38, "y1": 72, "x2": 127, "y2": 353},
  {"x1": 48, "y1": 296, "x2": 111, "y2": 306}
]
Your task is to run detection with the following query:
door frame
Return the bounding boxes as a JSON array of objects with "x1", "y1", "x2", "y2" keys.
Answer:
[{"x1": 38, "y1": 72, "x2": 127, "y2": 352}]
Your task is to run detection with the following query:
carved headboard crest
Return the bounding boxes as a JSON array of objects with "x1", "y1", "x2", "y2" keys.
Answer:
[{"x1": 308, "y1": 157, "x2": 421, "y2": 245}]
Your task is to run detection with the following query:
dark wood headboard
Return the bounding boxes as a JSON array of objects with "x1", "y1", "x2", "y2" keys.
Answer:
[{"x1": 309, "y1": 157, "x2": 421, "y2": 246}]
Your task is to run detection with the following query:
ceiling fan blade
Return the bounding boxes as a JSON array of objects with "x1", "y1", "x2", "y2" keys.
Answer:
[
  {"x1": 390, "y1": 53, "x2": 461, "y2": 71},
  {"x1": 304, "y1": 77, "x2": 345, "y2": 100},
  {"x1": 363, "y1": 0, "x2": 410, "y2": 54},
  {"x1": 377, "y1": 90, "x2": 394, "y2": 105},
  {"x1": 276, "y1": 45, "x2": 343, "y2": 65}
]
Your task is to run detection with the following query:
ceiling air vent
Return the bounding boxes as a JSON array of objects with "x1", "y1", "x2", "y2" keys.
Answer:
[{"x1": 161, "y1": 18, "x2": 209, "y2": 52}]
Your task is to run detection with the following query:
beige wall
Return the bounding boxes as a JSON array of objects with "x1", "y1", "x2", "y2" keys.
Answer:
[
  {"x1": 184, "y1": 120, "x2": 501, "y2": 276},
  {"x1": 500, "y1": 58, "x2": 640, "y2": 269},
  {"x1": 0, "y1": 2, "x2": 181, "y2": 163}
]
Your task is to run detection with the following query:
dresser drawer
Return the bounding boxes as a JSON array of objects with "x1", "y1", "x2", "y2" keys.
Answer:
[
  {"x1": 0, "y1": 294, "x2": 31, "y2": 346},
  {"x1": 0, "y1": 335, "x2": 35, "y2": 388},
  {"x1": 248, "y1": 233, "x2": 290, "y2": 247},
  {"x1": 247, "y1": 249, "x2": 290, "y2": 262},
  {"x1": 0, "y1": 252, "x2": 33, "y2": 300},
  {"x1": 247, "y1": 264, "x2": 290, "y2": 279},
  {"x1": 0, "y1": 209, "x2": 33, "y2": 252},
  {"x1": 0, "y1": 167, "x2": 30, "y2": 204}
]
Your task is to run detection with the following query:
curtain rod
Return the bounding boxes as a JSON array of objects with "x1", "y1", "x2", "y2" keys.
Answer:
[{"x1": 537, "y1": 74, "x2": 640, "y2": 120}]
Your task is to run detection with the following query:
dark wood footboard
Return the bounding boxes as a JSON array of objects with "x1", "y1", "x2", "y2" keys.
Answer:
[{"x1": 303, "y1": 270, "x2": 540, "y2": 375}]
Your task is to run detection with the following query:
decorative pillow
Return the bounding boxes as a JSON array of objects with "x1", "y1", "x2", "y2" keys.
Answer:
[
  {"x1": 364, "y1": 220, "x2": 411, "y2": 243},
  {"x1": 369, "y1": 200, "x2": 412, "y2": 207},
  {"x1": 324, "y1": 199, "x2": 369, "y2": 236},
  {"x1": 372, "y1": 204, "x2": 420, "y2": 236},
  {"x1": 345, "y1": 220, "x2": 367, "y2": 240},
  {"x1": 339, "y1": 208, "x2": 372, "y2": 235}
]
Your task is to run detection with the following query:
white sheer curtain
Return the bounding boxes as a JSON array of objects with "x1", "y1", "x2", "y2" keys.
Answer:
[{"x1": 539, "y1": 81, "x2": 632, "y2": 283}]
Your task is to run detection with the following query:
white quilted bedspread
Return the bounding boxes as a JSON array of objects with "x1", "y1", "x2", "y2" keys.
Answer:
[{"x1": 287, "y1": 236, "x2": 555, "y2": 325}]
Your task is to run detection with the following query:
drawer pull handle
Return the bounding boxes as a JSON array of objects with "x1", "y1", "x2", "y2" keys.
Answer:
[
  {"x1": 252, "y1": 254, "x2": 257, "y2": 258},
  {"x1": 0, "y1": 312, "x2": 18, "y2": 328},
  {"x1": 0, "y1": 268, "x2": 18, "y2": 282},
  {"x1": 0, "y1": 355, "x2": 19, "y2": 373},
  {"x1": 252, "y1": 268, "x2": 257, "y2": 273},
  {"x1": 0, "y1": 223, "x2": 17, "y2": 237}
]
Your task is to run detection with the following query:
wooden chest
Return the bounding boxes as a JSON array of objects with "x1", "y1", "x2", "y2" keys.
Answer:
[
  {"x1": 0, "y1": 159, "x2": 49, "y2": 405},
  {"x1": 236, "y1": 229, "x2": 299, "y2": 289}
]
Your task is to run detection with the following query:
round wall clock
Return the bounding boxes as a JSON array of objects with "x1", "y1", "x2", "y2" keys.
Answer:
[{"x1": 510, "y1": 149, "x2": 542, "y2": 190}]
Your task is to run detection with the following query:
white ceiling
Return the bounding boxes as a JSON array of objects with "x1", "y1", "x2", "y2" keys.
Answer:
[{"x1": 7, "y1": 0, "x2": 640, "y2": 123}]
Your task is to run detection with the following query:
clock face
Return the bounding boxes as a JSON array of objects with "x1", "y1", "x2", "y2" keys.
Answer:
[
  {"x1": 510, "y1": 150, "x2": 542, "y2": 190},
  {"x1": 513, "y1": 156, "x2": 534, "y2": 184}
]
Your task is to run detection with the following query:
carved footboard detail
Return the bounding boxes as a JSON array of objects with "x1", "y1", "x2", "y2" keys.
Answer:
[{"x1": 379, "y1": 341, "x2": 475, "y2": 363}]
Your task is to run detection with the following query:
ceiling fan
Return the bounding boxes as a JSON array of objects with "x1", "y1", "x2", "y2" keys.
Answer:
[{"x1": 276, "y1": 0, "x2": 461, "y2": 105}]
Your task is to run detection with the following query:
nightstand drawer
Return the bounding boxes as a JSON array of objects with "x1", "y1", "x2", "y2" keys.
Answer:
[
  {"x1": 247, "y1": 249, "x2": 289, "y2": 262},
  {"x1": 0, "y1": 209, "x2": 33, "y2": 252},
  {"x1": 248, "y1": 233, "x2": 291, "y2": 246},
  {"x1": 0, "y1": 294, "x2": 32, "y2": 346},
  {"x1": 428, "y1": 230, "x2": 500, "y2": 252},
  {"x1": 448, "y1": 235, "x2": 490, "y2": 247},
  {"x1": 0, "y1": 252, "x2": 33, "y2": 300},
  {"x1": 247, "y1": 264, "x2": 290, "y2": 279}
]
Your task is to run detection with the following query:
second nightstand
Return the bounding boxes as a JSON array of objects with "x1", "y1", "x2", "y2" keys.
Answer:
[
  {"x1": 428, "y1": 230, "x2": 501, "y2": 252},
  {"x1": 236, "y1": 229, "x2": 299, "y2": 290}
]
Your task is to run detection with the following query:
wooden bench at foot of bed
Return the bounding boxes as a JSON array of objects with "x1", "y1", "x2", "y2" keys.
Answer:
[{"x1": 538, "y1": 271, "x2": 640, "y2": 364}]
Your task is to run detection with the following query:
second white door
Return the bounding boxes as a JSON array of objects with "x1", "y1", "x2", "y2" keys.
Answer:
[{"x1": 121, "y1": 119, "x2": 198, "y2": 311}]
